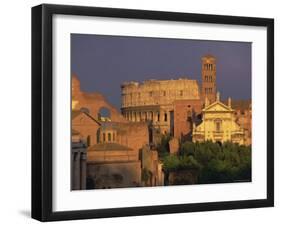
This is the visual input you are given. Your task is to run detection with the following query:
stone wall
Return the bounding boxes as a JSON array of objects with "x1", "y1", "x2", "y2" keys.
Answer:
[
  {"x1": 72, "y1": 111, "x2": 100, "y2": 146},
  {"x1": 87, "y1": 161, "x2": 141, "y2": 189},
  {"x1": 116, "y1": 122, "x2": 150, "y2": 152},
  {"x1": 235, "y1": 109, "x2": 252, "y2": 146},
  {"x1": 72, "y1": 74, "x2": 127, "y2": 123},
  {"x1": 87, "y1": 145, "x2": 139, "y2": 163},
  {"x1": 173, "y1": 99, "x2": 202, "y2": 140},
  {"x1": 121, "y1": 78, "x2": 200, "y2": 108}
]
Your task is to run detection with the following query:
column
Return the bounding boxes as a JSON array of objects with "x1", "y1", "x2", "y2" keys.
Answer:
[
  {"x1": 80, "y1": 152, "x2": 87, "y2": 190},
  {"x1": 150, "y1": 111, "x2": 153, "y2": 122},
  {"x1": 73, "y1": 152, "x2": 81, "y2": 190},
  {"x1": 156, "y1": 111, "x2": 160, "y2": 122},
  {"x1": 134, "y1": 112, "x2": 137, "y2": 122}
]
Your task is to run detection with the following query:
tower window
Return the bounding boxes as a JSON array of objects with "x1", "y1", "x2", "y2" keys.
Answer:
[
  {"x1": 149, "y1": 91, "x2": 153, "y2": 97},
  {"x1": 103, "y1": 133, "x2": 106, "y2": 142},
  {"x1": 157, "y1": 112, "x2": 160, "y2": 122},
  {"x1": 108, "y1": 133, "x2": 111, "y2": 142},
  {"x1": 180, "y1": 90, "x2": 183, "y2": 96},
  {"x1": 164, "y1": 113, "x2": 168, "y2": 122}
]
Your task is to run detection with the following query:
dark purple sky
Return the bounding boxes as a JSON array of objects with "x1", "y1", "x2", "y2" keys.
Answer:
[{"x1": 71, "y1": 34, "x2": 251, "y2": 110}]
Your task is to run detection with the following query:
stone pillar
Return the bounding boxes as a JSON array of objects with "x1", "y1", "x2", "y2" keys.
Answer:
[
  {"x1": 163, "y1": 111, "x2": 167, "y2": 122},
  {"x1": 80, "y1": 152, "x2": 87, "y2": 190},
  {"x1": 125, "y1": 112, "x2": 128, "y2": 120},
  {"x1": 159, "y1": 110, "x2": 163, "y2": 122},
  {"x1": 73, "y1": 152, "x2": 81, "y2": 190},
  {"x1": 150, "y1": 111, "x2": 154, "y2": 122},
  {"x1": 156, "y1": 111, "x2": 160, "y2": 122}
]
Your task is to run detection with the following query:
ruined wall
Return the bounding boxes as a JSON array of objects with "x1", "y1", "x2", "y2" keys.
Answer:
[
  {"x1": 72, "y1": 74, "x2": 127, "y2": 123},
  {"x1": 87, "y1": 161, "x2": 141, "y2": 189},
  {"x1": 87, "y1": 145, "x2": 139, "y2": 163},
  {"x1": 116, "y1": 122, "x2": 149, "y2": 153},
  {"x1": 173, "y1": 99, "x2": 202, "y2": 140},
  {"x1": 72, "y1": 111, "x2": 100, "y2": 146},
  {"x1": 224, "y1": 100, "x2": 252, "y2": 146},
  {"x1": 235, "y1": 109, "x2": 252, "y2": 146},
  {"x1": 140, "y1": 145, "x2": 164, "y2": 186}
]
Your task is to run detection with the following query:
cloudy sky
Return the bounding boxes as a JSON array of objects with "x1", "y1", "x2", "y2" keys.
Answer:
[{"x1": 71, "y1": 34, "x2": 251, "y2": 110}]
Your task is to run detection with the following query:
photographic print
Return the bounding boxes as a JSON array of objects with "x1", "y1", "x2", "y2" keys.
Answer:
[
  {"x1": 71, "y1": 34, "x2": 252, "y2": 190},
  {"x1": 32, "y1": 4, "x2": 274, "y2": 221}
]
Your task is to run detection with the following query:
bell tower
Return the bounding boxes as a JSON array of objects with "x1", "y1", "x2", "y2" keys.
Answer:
[{"x1": 201, "y1": 55, "x2": 216, "y2": 103}]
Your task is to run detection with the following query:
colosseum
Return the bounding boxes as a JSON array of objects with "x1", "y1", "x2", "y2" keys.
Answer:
[{"x1": 121, "y1": 55, "x2": 217, "y2": 140}]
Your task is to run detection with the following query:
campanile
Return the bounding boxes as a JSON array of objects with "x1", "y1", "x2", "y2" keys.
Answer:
[{"x1": 201, "y1": 55, "x2": 216, "y2": 103}]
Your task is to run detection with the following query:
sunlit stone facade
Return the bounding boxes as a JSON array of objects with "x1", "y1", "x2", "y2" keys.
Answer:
[
  {"x1": 121, "y1": 78, "x2": 201, "y2": 134},
  {"x1": 192, "y1": 93, "x2": 245, "y2": 145}
]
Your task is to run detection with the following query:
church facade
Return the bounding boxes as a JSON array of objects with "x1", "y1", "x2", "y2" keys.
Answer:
[{"x1": 192, "y1": 93, "x2": 245, "y2": 145}]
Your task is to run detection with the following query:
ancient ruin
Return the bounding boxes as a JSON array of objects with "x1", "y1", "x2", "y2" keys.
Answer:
[{"x1": 71, "y1": 54, "x2": 252, "y2": 190}]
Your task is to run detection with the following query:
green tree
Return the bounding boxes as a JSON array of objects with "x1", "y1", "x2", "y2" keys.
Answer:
[{"x1": 156, "y1": 134, "x2": 172, "y2": 158}]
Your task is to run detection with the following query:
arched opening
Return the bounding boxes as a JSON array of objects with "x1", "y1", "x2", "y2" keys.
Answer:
[
  {"x1": 164, "y1": 113, "x2": 168, "y2": 122},
  {"x1": 98, "y1": 107, "x2": 111, "y2": 121}
]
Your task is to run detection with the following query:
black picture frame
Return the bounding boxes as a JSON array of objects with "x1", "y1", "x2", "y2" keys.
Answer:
[{"x1": 32, "y1": 3, "x2": 274, "y2": 222}]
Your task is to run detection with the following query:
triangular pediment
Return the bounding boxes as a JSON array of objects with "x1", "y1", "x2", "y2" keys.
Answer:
[{"x1": 203, "y1": 101, "x2": 233, "y2": 112}]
